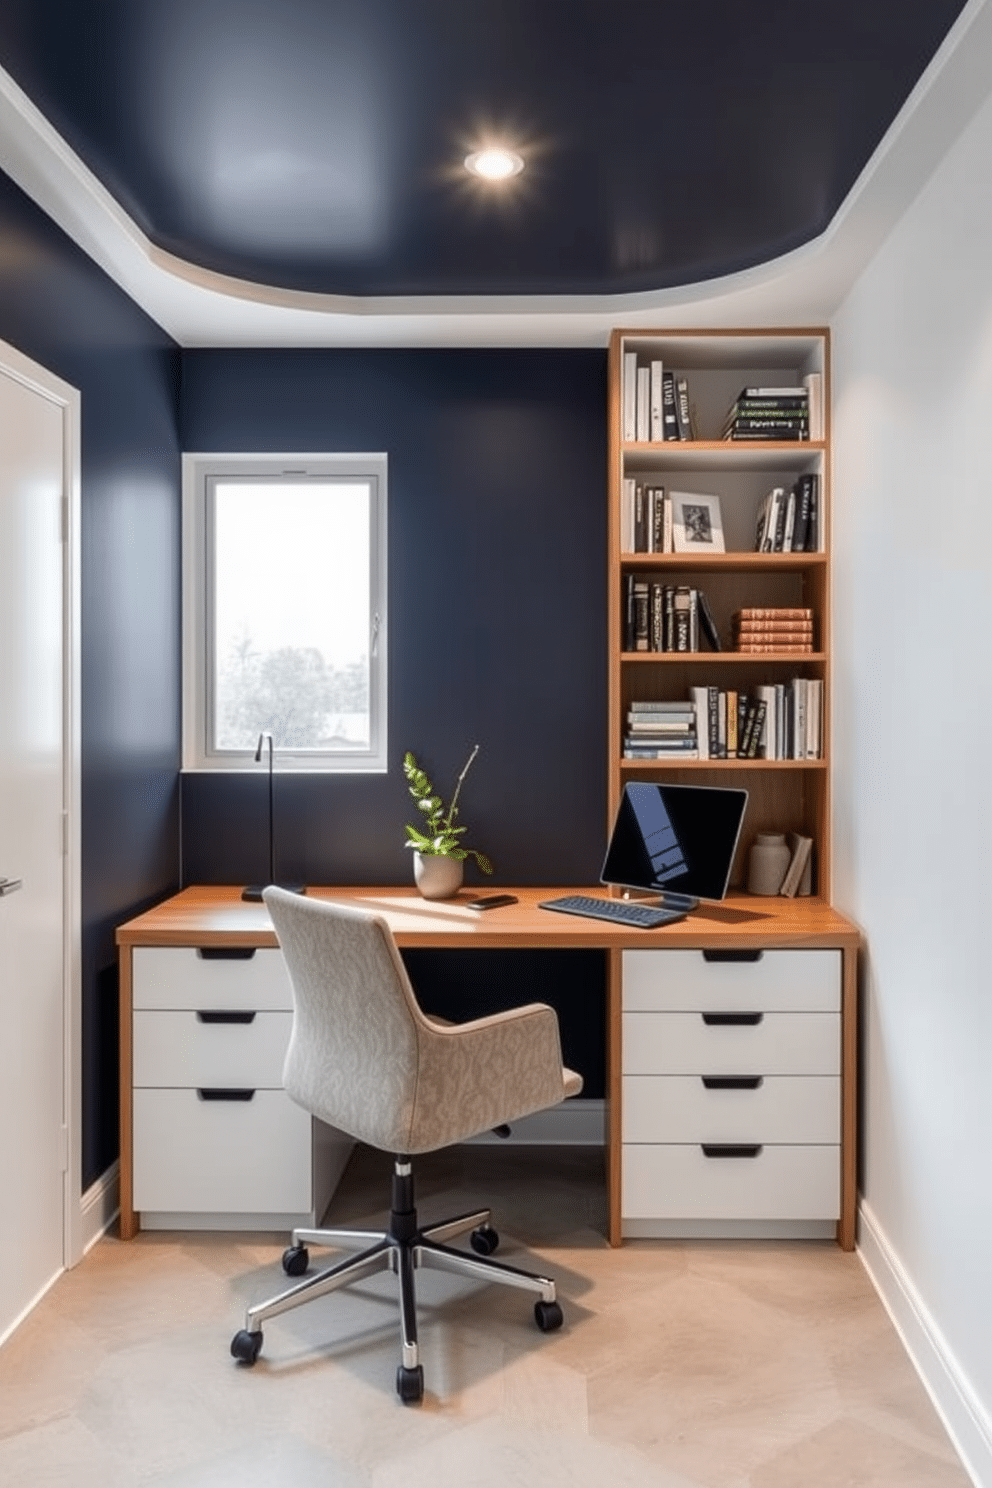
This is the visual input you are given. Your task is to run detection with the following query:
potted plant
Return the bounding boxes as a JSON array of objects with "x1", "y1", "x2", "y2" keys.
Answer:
[{"x1": 403, "y1": 744, "x2": 493, "y2": 899}]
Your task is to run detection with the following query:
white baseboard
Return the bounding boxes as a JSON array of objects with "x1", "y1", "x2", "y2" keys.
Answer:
[
  {"x1": 467, "y1": 1098, "x2": 605, "y2": 1146},
  {"x1": 80, "y1": 1161, "x2": 119, "y2": 1255},
  {"x1": 858, "y1": 1200, "x2": 990, "y2": 1487}
]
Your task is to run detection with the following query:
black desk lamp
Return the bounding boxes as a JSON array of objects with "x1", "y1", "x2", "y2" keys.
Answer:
[{"x1": 242, "y1": 732, "x2": 306, "y2": 901}]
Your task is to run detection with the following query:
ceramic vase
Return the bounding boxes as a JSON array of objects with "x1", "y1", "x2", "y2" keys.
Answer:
[
  {"x1": 746, "y1": 832, "x2": 791, "y2": 896},
  {"x1": 413, "y1": 851, "x2": 464, "y2": 900}
]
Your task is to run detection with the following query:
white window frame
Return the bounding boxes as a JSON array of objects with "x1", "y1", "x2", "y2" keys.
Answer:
[{"x1": 182, "y1": 452, "x2": 388, "y2": 772}]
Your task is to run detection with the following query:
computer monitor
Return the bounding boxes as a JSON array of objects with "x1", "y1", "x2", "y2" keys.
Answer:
[{"x1": 601, "y1": 782, "x2": 748, "y2": 912}]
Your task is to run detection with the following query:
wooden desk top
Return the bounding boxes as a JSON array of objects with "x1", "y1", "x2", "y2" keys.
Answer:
[{"x1": 116, "y1": 885, "x2": 860, "y2": 952}]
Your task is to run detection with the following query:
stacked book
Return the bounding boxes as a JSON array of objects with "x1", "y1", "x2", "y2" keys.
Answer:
[
  {"x1": 624, "y1": 577, "x2": 722, "y2": 652},
  {"x1": 623, "y1": 700, "x2": 699, "y2": 759},
  {"x1": 722, "y1": 385, "x2": 809, "y2": 442},
  {"x1": 754, "y1": 473, "x2": 819, "y2": 552},
  {"x1": 733, "y1": 607, "x2": 814, "y2": 654}
]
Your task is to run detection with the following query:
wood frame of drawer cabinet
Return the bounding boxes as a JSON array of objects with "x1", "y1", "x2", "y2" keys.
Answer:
[
  {"x1": 119, "y1": 943, "x2": 352, "y2": 1236},
  {"x1": 606, "y1": 941, "x2": 859, "y2": 1249},
  {"x1": 116, "y1": 886, "x2": 861, "y2": 1248}
]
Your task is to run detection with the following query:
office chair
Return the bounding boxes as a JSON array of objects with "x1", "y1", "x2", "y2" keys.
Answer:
[{"x1": 230, "y1": 886, "x2": 583, "y2": 1403}]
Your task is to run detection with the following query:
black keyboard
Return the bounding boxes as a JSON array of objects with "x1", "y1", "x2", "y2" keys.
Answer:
[{"x1": 538, "y1": 894, "x2": 687, "y2": 929}]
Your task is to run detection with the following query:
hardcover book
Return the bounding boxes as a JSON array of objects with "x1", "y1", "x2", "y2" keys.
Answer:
[
  {"x1": 780, "y1": 833, "x2": 814, "y2": 897},
  {"x1": 662, "y1": 370, "x2": 680, "y2": 440}
]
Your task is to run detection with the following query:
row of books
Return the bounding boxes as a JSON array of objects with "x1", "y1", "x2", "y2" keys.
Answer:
[
  {"x1": 620, "y1": 475, "x2": 821, "y2": 557},
  {"x1": 622, "y1": 356, "x2": 693, "y2": 442},
  {"x1": 722, "y1": 385, "x2": 818, "y2": 442},
  {"x1": 623, "y1": 578, "x2": 721, "y2": 653},
  {"x1": 754, "y1": 474, "x2": 820, "y2": 551},
  {"x1": 622, "y1": 680, "x2": 822, "y2": 760},
  {"x1": 732, "y1": 607, "x2": 815, "y2": 655},
  {"x1": 621, "y1": 479, "x2": 671, "y2": 553},
  {"x1": 621, "y1": 356, "x2": 823, "y2": 443}
]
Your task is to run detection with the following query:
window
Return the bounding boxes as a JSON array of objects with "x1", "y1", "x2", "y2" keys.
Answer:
[{"x1": 183, "y1": 453, "x2": 387, "y2": 771}]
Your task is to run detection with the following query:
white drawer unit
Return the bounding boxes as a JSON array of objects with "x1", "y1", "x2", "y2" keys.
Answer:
[
  {"x1": 133, "y1": 1089, "x2": 314, "y2": 1214},
  {"x1": 622, "y1": 1144, "x2": 841, "y2": 1223},
  {"x1": 620, "y1": 948, "x2": 843, "y2": 1239},
  {"x1": 129, "y1": 944, "x2": 352, "y2": 1231},
  {"x1": 623, "y1": 1075, "x2": 841, "y2": 1146},
  {"x1": 132, "y1": 945, "x2": 293, "y2": 1010}
]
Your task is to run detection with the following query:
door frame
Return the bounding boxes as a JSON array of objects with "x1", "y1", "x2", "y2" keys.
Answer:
[{"x1": 1, "y1": 337, "x2": 82, "y2": 1272}]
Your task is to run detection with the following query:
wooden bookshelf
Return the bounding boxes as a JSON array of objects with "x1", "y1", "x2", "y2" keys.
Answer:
[{"x1": 608, "y1": 327, "x2": 832, "y2": 898}]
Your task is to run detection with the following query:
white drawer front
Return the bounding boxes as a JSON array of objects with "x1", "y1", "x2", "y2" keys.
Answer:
[
  {"x1": 622, "y1": 1142, "x2": 840, "y2": 1221},
  {"x1": 132, "y1": 946, "x2": 292, "y2": 1011},
  {"x1": 623, "y1": 1011, "x2": 839, "y2": 1075},
  {"x1": 133, "y1": 1009, "x2": 291, "y2": 1088},
  {"x1": 622, "y1": 949, "x2": 840, "y2": 1013},
  {"x1": 133, "y1": 1088, "x2": 312, "y2": 1213},
  {"x1": 623, "y1": 1075, "x2": 840, "y2": 1145}
]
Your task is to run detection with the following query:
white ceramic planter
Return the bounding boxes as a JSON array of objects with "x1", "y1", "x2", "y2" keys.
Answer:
[{"x1": 413, "y1": 851, "x2": 464, "y2": 900}]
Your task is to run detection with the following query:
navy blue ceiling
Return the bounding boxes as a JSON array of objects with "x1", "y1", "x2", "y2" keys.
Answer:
[{"x1": 0, "y1": 0, "x2": 969, "y2": 298}]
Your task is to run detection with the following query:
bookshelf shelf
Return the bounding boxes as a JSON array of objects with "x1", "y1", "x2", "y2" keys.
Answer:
[
  {"x1": 622, "y1": 440, "x2": 826, "y2": 475},
  {"x1": 619, "y1": 757, "x2": 828, "y2": 772},
  {"x1": 621, "y1": 652, "x2": 826, "y2": 664},
  {"x1": 608, "y1": 326, "x2": 832, "y2": 895},
  {"x1": 619, "y1": 552, "x2": 827, "y2": 571}
]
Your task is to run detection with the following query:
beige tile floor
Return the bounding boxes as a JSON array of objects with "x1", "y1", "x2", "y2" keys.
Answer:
[{"x1": 0, "y1": 1144, "x2": 972, "y2": 1487}]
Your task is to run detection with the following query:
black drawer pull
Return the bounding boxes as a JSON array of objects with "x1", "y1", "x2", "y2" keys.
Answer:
[
  {"x1": 702, "y1": 1143, "x2": 763, "y2": 1159},
  {"x1": 702, "y1": 1075, "x2": 764, "y2": 1091},
  {"x1": 701, "y1": 1011, "x2": 763, "y2": 1027},
  {"x1": 702, "y1": 949, "x2": 764, "y2": 963},
  {"x1": 197, "y1": 947, "x2": 257, "y2": 961},
  {"x1": 196, "y1": 1010, "x2": 257, "y2": 1025},
  {"x1": 197, "y1": 1088, "x2": 256, "y2": 1102}
]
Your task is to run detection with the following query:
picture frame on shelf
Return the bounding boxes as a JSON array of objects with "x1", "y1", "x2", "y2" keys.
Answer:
[{"x1": 671, "y1": 491, "x2": 725, "y2": 554}]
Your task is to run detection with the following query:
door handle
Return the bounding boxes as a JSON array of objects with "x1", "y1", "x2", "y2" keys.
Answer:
[{"x1": 0, "y1": 877, "x2": 24, "y2": 897}]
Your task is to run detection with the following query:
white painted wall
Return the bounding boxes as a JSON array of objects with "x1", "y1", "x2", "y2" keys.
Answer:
[{"x1": 832, "y1": 70, "x2": 992, "y2": 1487}]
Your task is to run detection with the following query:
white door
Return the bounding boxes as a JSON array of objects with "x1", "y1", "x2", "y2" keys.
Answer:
[{"x1": 0, "y1": 346, "x2": 80, "y2": 1342}]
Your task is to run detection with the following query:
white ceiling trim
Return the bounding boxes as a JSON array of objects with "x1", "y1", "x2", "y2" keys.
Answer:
[{"x1": 0, "y1": 0, "x2": 989, "y2": 348}]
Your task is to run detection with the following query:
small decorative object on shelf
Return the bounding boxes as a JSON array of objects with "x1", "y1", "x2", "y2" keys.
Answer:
[
  {"x1": 670, "y1": 491, "x2": 724, "y2": 553},
  {"x1": 746, "y1": 832, "x2": 792, "y2": 895},
  {"x1": 403, "y1": 745, "x2": 493, "y2": 899}
]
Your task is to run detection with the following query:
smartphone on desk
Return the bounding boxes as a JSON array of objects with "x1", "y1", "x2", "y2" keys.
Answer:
[{"x1": 466, "y1": 894, "x2": 518, "y2": 911}]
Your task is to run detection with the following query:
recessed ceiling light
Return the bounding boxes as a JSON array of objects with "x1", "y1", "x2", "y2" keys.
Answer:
[{"x1": 464, "y1": 148, "x2": 525, "y2": 181}]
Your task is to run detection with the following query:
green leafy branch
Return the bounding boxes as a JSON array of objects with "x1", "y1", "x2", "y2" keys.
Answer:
[{"x1": 403, "y1": 744, "x2": 493, "y2": 874}]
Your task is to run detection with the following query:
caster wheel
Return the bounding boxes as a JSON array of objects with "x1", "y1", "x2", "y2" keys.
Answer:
[
  {"x1": 534, "y1": 1300, "x2": 563, "y2": 1333},
  {"x1": 230, "y1": 1328, "x2": 263, "y2": 1365},
  {"x1": 396, "y1": 1363, "x2": 424, "y2": 1404},
  {"x1": 470, "y1": 1224, "x2": 499, "y2": 1256},
  {"x1": 282, "y1": 1244, "x2": 309, "y2": 1276}
]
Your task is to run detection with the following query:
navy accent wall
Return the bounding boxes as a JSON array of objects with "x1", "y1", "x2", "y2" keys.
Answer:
[
  {"x1": 0, "y1": 169, "x2": 182, "y2": 1187},
  {"x1": 180, "y1": 349, "x2": 609, "y2": 1092}
]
